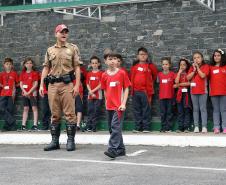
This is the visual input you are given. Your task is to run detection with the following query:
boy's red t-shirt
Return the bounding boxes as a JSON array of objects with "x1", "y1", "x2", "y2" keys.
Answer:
[
  {"x1": 101, "y1": 69, "x2": 131, "y2": 110},
  {"x1": 209, "y1": 65, "x2": 226, "y2": 96},
  {"x1": 130, "y1": 63, "x2": 157, "y2": 101},
  {"x1": 19, "y1": 70, "x2": 39, "y2": 96},
  {"x1": 0, "y1": 71, "x2": 19, "y2": 96},
  {"x1": 131, "y1": 63, "x2": 150, "y2": 92},
  {"x1": 188, "y1": 64, "x2": 209, "y2": 94},
  {"x1": 158, "y1": 71, "x2": 176, "y2": 99},
  {"x1": 86, "y1": 71, "x2": 103, "y2": 100}
]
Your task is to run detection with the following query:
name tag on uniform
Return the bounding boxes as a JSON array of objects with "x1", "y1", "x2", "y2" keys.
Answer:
[
  {"x1": 213, "y1": 69, "x2": 219, "y2": 74},
  {"x1": 162, "y1": 79, "x2": 168, "y2": 83},
  {"x1": 4, "y1": 86, "x2": 9, "y2": 90},
  {"x1": 137, "y1": 67, "x2": 143, "y2": 71},
  {"x1": 90, "y1": 77, "x2": 96, "y2": 80},
  {"x1": 182, "y1": 88, "x2": 188, "y2": 93},
  {"x1": 191, "y1": 82, "x2": 196, "y2": 87},
  {"x1": 23, "y1": 85, "x2": 28, "y2": 89},
  {"x1": 110, "y1": 82, "x2": 116, "y2": 87}
]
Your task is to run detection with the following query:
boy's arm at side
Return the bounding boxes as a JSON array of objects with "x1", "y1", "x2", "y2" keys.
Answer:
[
  {"x1": 91, "y1": 84, "x2": 101, "y2": 93},
  {"x1": 118, "y1": 87, "x2": 129, "y2": 111}
]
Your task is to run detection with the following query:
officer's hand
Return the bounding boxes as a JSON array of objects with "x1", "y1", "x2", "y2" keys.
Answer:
[
  {"x1": 73, "y1": 85, "x2": 79, "y2": 97},
  {"x1": 39, "y1": 86, "x2": 44, "y2": 97}
]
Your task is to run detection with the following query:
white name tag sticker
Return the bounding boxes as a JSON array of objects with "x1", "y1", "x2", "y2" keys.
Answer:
[
  {"x1": 110, "y1": 82, "x2": 116, "y2": 87},
  {"x1": 182, "y1": 88, "x2": 188, "y2": 93},
  {"x1": 137, "y1": 67, "x2": 143, "y2": 71},
  {"x1": 4, "y1": 86, "x2": 9, "y2": 90},
  {"x1": 90, "y1": 77, "x2": 96, "y2": 80},
  {"x1": 23, "y1": 85, "x2": 28, "y2": 89},
  {"x1": 213, "y1": 69, "x2": 219, "y2": 74},
  {"x1": 162, "y1": 79, "x2": 168, "y2": 83},
  {"x1": 191, "y1": 82, "x2": 196, "y2": 87}
]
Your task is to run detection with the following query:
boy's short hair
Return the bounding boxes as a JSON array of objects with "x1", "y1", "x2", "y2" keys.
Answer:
[
  {"x1": 161, "y1": 57, "x2": 171, "y2": 64},
  {"x1": 90, "y1": 56, "x2": 101, "y2": 63},
  {"x1": 137, "y1": 47, "x2": 148, "y2": 54},
  {"x1": 104, "y1": 51, "x2": 119, "y2": 60},
  {"x1": 115, "y1": 54, "x2": 123, "y2": 62},
  {"x1": 3, "y1": 57, "x2": 13, "y2": 65}
]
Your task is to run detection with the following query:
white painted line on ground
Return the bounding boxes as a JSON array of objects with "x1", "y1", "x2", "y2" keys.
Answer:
[
  {"x1": 126, "y1": 150, "x2": 148, "y2": 157},
  {"x1": 1, "y1": 156, "x2": 226, "y2": 172}
]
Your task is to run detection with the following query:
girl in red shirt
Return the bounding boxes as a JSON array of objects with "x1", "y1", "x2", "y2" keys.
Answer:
[
  {"x1": 174, "y1": 58, "x2": 192, "y2": 132},
  {"x1": 130, "y1": 47, "x2": 158, "y2": 133},
  {"x1": 158, "y1": 57, "x2": 175, "y2": 132},
  {"x1": 187, "y1": 51, "x2": 209, "y2": 133},
  {"x1": 19, "y1": 58, "x2": 39, "y2": 131},
  {"x1": 86, "y1": 56, "x2": 103, "y2": 132},
  {"x1": 209, "y1": 49, "x2": 226, "y2": 134}
]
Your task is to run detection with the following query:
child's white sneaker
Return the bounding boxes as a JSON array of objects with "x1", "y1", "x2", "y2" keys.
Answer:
[
  {"x1": 202, "y1": 127, "x2": 207, "y2": 133},
  {"x1": 194, "y1": 126, "x2": 199, "y2": 133}
]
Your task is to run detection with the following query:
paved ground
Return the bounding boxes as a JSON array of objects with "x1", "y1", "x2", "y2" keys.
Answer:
[{"x1": 0, "y1": 144, "x2": 226, "y2": 185}]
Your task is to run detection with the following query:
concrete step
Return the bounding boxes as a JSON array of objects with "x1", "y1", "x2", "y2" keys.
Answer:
[{"x1": 0, "y1": 131, "x2": 226, "y2": 147}]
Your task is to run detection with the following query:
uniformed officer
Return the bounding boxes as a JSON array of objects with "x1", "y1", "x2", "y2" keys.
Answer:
[{"x1": 39, "y1": 24, "x2": 81, "y2": 151}]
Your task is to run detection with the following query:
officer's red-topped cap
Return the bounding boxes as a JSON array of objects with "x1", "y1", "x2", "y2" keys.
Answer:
[{"x1": 55, "y1": 24, "x2": 69, "y2": 33}]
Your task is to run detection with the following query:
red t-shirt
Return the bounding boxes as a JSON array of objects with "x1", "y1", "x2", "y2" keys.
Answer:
[
  {"x1": 209, "y1": 65, "x2": 226, "y2": 96},
  {"x1": 188, "y1": 64, "x2": 209, "y2": 94},
  {"x1": 131, "y1": 63, "x2": 149, "y2": 91},
  {"x1": 158, "y1": 71, "x2": 176, "y2": 99},
  {"x1": 19, "y1": 70, "x2": 39, "y2": 96},
  {"x1": 80, "y1": 66, "x2": 87, "y2": 84},
  {"x1": 0, "y1": 71, "x2": 19, "y2": 96},
  {"x1": 101, "y1": 69, "x2": 131, "y2": 110},
  {"x1": 86, "y1": 71, "x2": 103, "y2": 100}
]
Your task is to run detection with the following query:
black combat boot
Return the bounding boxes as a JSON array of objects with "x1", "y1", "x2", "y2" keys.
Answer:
[
  {"x1": 44, "y1": 123, "x2": 61, "y2": 151},
  {"x1": 66, "y1": 123, "x2": 76, "y2": 151}
]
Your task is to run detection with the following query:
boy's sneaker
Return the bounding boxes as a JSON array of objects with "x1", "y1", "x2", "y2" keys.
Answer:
[
  {"x1": 223, "y1": 128, "x2": 226, "y2": 134},
  {"x1": 202, "y1": 127, "x2": 207, "y2": 133},
  {"x1": 143, "y1": 130, "x2": 150, "y2": 133},
  {"x1": 18, "y1": 125, "x2": 27, "y2": 132},
  {"x1": 86, "y1": 128, "x2": 92, "y2": 132},
  {"x1": 214, "y1": 128, "x2": 220, "y2": 134},
  {"x1": 117, "y1": 150, "x2": 126, "y2": 157},
  {"x1": 104, "y1": 150, "x2": 116, "y2": 159},
  {"x1": 30, "y1": 125, "x2": 39, "y2": 132},
  {"x1": 194, "y1": 126, "x2": 199, "y2": 133}
]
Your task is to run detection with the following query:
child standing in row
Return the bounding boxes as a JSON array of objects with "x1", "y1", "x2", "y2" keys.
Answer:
[
  {"x1": 101, "y1": 52, "x2": 131, "y2": 158},
  {"x1": 130, "y1": 47, "x2": 157, "y2": 133},
  {"x1": 187, "y1": 52, "x2": 209, "y2": 133},
  {"x1": 158, "y1": 57, "x2": 175, "y2": 132},
  {"x1": 209, "y1": 49, "x2": 226, "y2": 134},
  {"x1": 19, "y1": 58, "x2": 39, "y2": 131},
  {"x1": 86, "y1": 56, "x2": 103, "y2": 132},
  {"x1": 0, "y1": 58, "x2": 19, "y2": 131},
  {"x1": 174, "y1": 58, "x2": 192, "y2": 132}
]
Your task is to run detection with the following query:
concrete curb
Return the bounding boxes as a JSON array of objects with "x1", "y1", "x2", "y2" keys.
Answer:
[{"x1": 1, "y1": 132, "x2": 226, "y2": 147}]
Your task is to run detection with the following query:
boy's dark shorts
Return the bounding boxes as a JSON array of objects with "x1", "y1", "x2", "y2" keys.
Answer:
[
  {"x1": 75, "y1": 95, "x2": 83, "y2": 113},
  {"x1": 23, "y1": 96, "x2": 38, "y2": 107}
]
